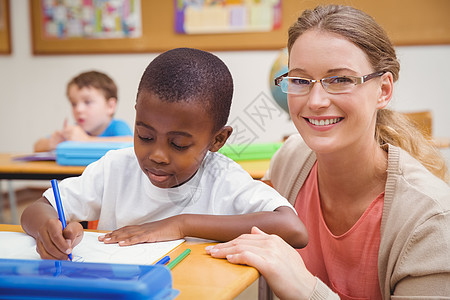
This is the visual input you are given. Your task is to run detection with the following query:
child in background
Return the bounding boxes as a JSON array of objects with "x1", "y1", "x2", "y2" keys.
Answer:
[
  {"x1": 34, "y1": 71, "x2": 133, "y2": 152},
  {"x1": 21, "y1": 48, "x2": 308, "y2": 260}
]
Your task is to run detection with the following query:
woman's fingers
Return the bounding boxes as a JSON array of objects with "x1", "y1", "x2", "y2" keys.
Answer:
[
  {"x1": 206, "y1": 228, "x2": 317, "y2": 300},
  {"x1": 225, "y1": 248, "x2": 270, "y2": 272},
  {"x1": 250, "y1": 226, "x2": 267, "y2": 235},
  {"x1": 206, "y1": 226, "x2": 281, "y2": 257}
]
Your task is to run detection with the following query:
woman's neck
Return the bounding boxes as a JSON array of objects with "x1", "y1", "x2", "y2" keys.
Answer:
[{"x1": 315, "y1": 140, "x2": 388, "y2": 235}]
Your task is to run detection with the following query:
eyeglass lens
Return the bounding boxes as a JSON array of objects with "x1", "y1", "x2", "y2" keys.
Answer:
[
  {"x1": 280, "y1": 77, "x2": 357, "y2": 95},
  {"x1": 278, "y1": 72, "x2": 384, "y2": 95}
]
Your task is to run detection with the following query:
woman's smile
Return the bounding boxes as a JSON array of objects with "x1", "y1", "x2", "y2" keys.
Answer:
[
  {"x1": 303, "y1": 116, "x2": 343, "y2": 131},
  {"x1": 306, "y1": 117, "x2": 343, "y2": 126}
]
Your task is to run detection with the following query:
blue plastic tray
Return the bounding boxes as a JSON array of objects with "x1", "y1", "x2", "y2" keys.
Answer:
[
  {"x1": 56, "y1": 141, "x2": 133, "y2": 166},
  {"x1": 0, "y1": 258, "x2": 178, "y2": 299}
]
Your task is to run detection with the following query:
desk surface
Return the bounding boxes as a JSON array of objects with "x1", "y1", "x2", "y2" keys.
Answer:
[
  {"x1": 0, "y1": 224, "x2": 259, "y2": 300},
  {"x1": 0, "y1": 153, "x2": 85, "y2": 180},
  {"x1": 0, "y1": 153, "x2": 270, "y2": 180}
]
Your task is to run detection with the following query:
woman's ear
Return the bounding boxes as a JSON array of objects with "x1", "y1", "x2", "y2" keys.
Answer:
[
  {"x1": 209, "y1": 126, "x2": 233, "y2": 152},
  {"x1": 376, "y1": 72, "x2": 393, "y2": 109}
]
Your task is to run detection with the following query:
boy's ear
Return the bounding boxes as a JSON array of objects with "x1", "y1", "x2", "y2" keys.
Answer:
[
  {"x1": 209, "y1": 126, "x2": 233, "y2": 152},
  {"x1": 106, "y1": 97, "x2": 117, "y2": 116}
]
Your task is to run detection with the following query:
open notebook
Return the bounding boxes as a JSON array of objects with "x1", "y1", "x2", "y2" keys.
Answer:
[
  {"x1": 12, "y1": 151, "x2": 56, "y2": 161},
  {"x1": 0, "y1": 231, "x2": 184, "y2": 265}
]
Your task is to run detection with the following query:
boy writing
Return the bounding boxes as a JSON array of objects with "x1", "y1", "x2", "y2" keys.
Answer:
[
  {"x1": 34, "y1": 71, "x2": 133, "y2": 152},
  {"x1": 21, "y1": 48, "x2": 308, "y2": 260}
]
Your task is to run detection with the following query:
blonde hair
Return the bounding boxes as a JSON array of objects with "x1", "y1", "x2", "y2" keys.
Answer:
[
  {"x1": 376, "y1": 110, "x2": 448, "y2": 182},
  {"x1": 288, "y1": 5, "x2": 448, "y2": 182}
]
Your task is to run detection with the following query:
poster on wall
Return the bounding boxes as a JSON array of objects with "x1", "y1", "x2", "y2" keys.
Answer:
[
  {"x1": 175, "y1": 0, "x2": 282, "y2": 34},
  {"x1": 0, "y1": 0, "x2": 11, "y2": 54},
  {"x1": 0, "y1": 1, "x2": 4, "y2": 31},
  {"x1": 40, "y1": 0, "x2": 142, "y2": 39}
]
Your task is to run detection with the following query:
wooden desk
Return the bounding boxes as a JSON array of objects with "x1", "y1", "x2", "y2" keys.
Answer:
[
  {"x1": 0, "y1": 153, "x2": 270, "y2": 224},
  {"x1": 0, "y1": 153, "x2": 269, "y2": 180},
  {"x1": 0, "y1": 154, "x2": 85, "y2": 224},
  {"x1": 0, "y1": 224, "x2": 259, "y2": 300},
  {"x1": 0, "y1": 153, "x2": 85, "y2": 180},
  {"x1": 235, "y1": 159, "x2": 270, "y2": 179}
]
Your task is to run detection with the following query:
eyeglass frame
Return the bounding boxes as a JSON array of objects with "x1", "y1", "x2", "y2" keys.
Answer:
[{"x1": 274, "y1": 71, "x2": 386, "y2": 95}]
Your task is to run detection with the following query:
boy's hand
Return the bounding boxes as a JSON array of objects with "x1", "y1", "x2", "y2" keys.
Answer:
[
  {"x1": 35, "y1": 219, "x2": 83, "y2": 260},
  {"x1": 62, "y1": 124, "x2": 91, "y2": 141},
  {"x1": 98, "y1": 216, "x2": 184, "y2": 246},
  {"x1": 48, "y1": 131, "x2": 65, "y2": 150}
]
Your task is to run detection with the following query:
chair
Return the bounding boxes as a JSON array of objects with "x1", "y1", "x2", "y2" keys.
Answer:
[
  {"x1": 402, "y1": 110, "x2": 449, "y2": 148},
  {"x1": 402, "y1": 110, "x2": 433, "y2": 139},
  {"x1": 87, "y1": 220, "x2": 98, "y2": 230}
]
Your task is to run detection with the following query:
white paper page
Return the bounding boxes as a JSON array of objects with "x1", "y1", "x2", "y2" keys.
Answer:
[{"x1": 0, "y1": 231, "x2": 184, "y2": 265}]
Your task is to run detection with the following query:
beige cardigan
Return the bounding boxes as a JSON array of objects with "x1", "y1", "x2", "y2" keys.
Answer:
[{"x1": 264, "y1": 134, "x2": 450, "y2": 299}]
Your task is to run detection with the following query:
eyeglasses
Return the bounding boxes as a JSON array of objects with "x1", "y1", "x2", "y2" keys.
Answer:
[{"x1": 274, "y1": 71, "x2": 385, "y2": 95}]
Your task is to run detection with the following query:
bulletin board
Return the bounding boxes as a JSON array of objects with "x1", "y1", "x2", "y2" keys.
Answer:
[
  {"x1": 29, "y1": 0, "x2": 450, "y2": 55},
  {"x1": 0, "y1": 0, "x2": 11, "y2": 54}
]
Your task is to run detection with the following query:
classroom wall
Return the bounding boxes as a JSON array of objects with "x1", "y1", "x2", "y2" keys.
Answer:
[{"x1": 1, "y1": 1, "x2": 449, "y2": 164}]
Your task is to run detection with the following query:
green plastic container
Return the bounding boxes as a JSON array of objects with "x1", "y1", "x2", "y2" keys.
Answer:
[{"x1": 218, "y1": 142, "x2": 283, "y2": 161}]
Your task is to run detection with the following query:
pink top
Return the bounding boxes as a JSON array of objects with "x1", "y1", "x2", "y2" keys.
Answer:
[{"x1": 295, "y1": 163, "x2": 383, "y2": 300}]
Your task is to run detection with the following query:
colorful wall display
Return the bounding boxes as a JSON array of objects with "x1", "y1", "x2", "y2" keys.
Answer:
[
  {"x1": 40, "y1": 0, "x2": 142, "y2": 39},
  {"x1": 175, "y1": 0, "x2": 281, "y2": 34}
]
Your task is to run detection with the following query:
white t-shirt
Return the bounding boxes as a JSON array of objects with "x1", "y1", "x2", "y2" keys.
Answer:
[{"x1": 44, "y1": 147, "x2": 294, "y2": 230}]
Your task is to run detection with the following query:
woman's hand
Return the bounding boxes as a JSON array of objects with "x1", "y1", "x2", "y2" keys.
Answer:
[
  {"x1": 205, "y1": 226, "x2": 317, "y2": 300},
  {"x1": 98, "y1": 216, "x2": 183, "y2": 246}
]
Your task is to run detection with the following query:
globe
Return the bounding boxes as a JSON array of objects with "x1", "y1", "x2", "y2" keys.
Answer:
[{"x1": 269, "y1": 48, "x2": 289, "y2": 114}]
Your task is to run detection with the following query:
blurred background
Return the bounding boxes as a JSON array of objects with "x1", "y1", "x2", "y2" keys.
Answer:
[
  {"x1": 0, "y1": 2, "x2": 449, "y2": 298},
  {"x1": 0, "y1": 1, "x2": 449, "y2": 225},
  {"x1": 1, "y1": 1, "x2": 449, "y2": 157}
]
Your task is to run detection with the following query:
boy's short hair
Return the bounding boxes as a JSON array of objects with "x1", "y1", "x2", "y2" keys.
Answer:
[
  {"x1": 137, "y1": 48, "x2": 233, "y2": 132},
  {"x1": 67, "y1": 71, "x2": 118, "y2": 101}
]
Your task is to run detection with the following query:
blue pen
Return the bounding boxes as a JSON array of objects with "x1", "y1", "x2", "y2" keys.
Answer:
[
  {"x1": 51, "y1": 179, "x2": 72, "y2": 261},
  {"x1": 155, "y1": 255, "x2": 170, "y2": 265}
]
